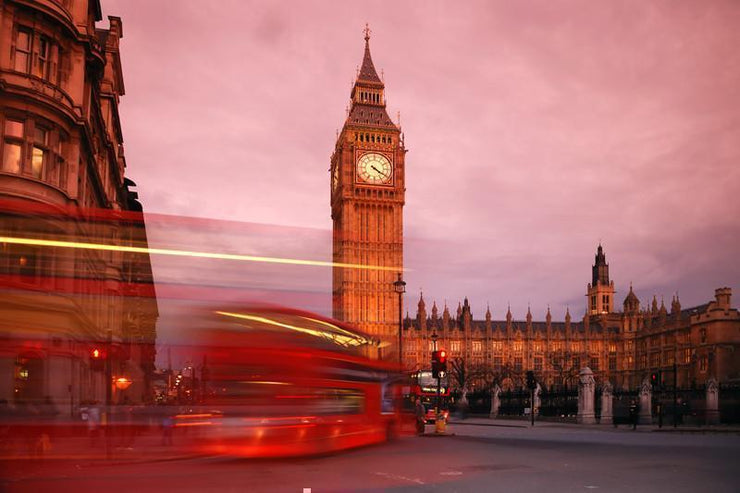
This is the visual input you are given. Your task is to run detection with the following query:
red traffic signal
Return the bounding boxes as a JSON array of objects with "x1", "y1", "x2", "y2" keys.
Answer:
[
  {"x1": 431, "y1": 350, "x2": 448, "y2": 379},
  {"x1": 90, "y1": 347, "x2": 106, "y2": 371}
]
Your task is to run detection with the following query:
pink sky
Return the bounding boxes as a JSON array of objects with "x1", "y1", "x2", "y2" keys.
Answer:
[{"x1": 102, "y1": 0, "x2": 739, "y2": 323}]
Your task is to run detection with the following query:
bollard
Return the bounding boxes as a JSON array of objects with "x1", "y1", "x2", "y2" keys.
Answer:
[{"x1": 435, "y1": 412, "x2": 447, "y2": 434}]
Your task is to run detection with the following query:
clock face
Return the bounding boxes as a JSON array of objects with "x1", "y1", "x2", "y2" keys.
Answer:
[{"x1": 356, "y1": 153, "x2": 392, "y2": 185}]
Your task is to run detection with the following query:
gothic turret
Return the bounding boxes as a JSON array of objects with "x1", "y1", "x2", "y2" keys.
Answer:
[
  {"x1": 417, "y1": 291, "x2": 427, "y2": 330},
  {"x1": 671, "y1": 294, "x2": 681, "y2": 315},
  {"x1": 623, "y1": 284, "x2": 640, "y2": 314},
  {"x1": 587, "y1": 243, "x2": 615, "y2": 316},
  {"x1": 592, "y1": 243, "x2": 609, "y2": 286}
]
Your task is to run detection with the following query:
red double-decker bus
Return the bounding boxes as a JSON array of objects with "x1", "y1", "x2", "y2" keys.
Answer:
[
  {"x1": 167, "y1": 305, "x2": 405, "y2": 457},
  {"x1": 411, "y1": 370, "x2": 450, "y2": 423}
]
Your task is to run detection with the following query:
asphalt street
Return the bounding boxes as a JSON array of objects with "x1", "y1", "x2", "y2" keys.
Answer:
[{"x1": 1, "y1": 421, "x2": 738, "y2": 492}]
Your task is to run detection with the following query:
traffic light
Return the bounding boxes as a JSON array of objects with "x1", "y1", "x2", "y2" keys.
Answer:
[
  {"x1": 650, "y1": 371, "x2": 662, "y2": 389},
  {"x1": 438, "y1": 350, "x2": 447, "y2": 373},
  {"x1": 90, "y1": 347, "x2": 106, "y2": 371},
  {"x1": 431, "y1": 350, "x2": 447, "y2": 379},
  {"x1": 526, "y1": 370, "x2": 537, "y2": 390}
]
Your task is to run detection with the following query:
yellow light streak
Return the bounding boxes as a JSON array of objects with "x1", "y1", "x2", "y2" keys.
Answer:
[
  {"x1": 215, "y1": 311, "x2": 370, "y2": 347},
  {"x1": 0, "y1": 236, "x2": 403, "y2": 271},
  {"x1": 299, "y1": 316, "x2": 370, "y2": 341}
]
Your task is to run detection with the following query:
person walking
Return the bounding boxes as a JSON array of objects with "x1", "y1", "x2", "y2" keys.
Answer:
[
  {"x1": 629, "y1": 399, "x2": 638, "y2": 430},
  {"x1": 414, "y1": 398, "x2": 426, "y2": 436}
]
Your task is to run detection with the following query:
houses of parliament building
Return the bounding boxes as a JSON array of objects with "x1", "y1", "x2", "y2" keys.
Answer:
[
  {"x1": 329, "y1": 30, "x2": 738, "y2": 391},
  {"x1": 401, "y1": 245, "x2": 739, "y2": 390}
]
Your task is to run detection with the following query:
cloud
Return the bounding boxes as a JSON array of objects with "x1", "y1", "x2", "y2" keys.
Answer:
[{"x1": 101, "y1": 0, "x2": 740, "y2": 325}]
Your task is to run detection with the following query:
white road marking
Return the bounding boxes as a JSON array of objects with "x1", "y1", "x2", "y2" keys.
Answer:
[
  {"x1": 375, "y1": 472, "x2": 425, "y2": 485},
  {"x1": 585, "y1": 486, "x2": 599, "y2": 489},
  {"x1": 440, "y1": 471, "x2": 463, "y2": 476}
]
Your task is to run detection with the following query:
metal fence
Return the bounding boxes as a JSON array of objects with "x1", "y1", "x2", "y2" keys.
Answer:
[
  {"x1": 453, "y1": 382, "x2": 740, "y2": 424},
  {"x1": 539, "y1": 388, "x2": 578, "y2": 418}
]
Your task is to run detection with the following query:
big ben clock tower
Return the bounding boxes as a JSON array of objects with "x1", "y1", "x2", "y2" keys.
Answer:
[{"x1": 331, "y1": 26, "x2": 405, "y2": 357}]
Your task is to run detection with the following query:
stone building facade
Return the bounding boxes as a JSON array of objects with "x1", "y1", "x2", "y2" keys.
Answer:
[
  {"x1": 402, "y1": 245, "x2": 739, "y2": 390},
  {"x1": 0, "y1": 1, "x2": 157, "y2": 408},
  {"x1": 331, "y1": 27, "x2": 405, "y2": 356}
]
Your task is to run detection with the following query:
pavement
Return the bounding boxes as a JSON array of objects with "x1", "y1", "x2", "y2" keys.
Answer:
[
  {"x1": 3, "y1": 418, "x2": 740, "y2": 492},
  {"x1": 447, "y1": 415, "x2": 740, "y2": 433},
  {"x1": 0, "y1": 428, "x2": 198, "y2": 464},
  {"x1": 1, "y1": 417, "x2": 738, "y2": 468}
]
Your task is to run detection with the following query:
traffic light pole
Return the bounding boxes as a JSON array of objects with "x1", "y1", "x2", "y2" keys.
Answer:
[
  {"x1": 105, "y1": 329, "x2": 112, "y2": 460},
  {"x1": 436, "y1": 374, "x2": 441, "y2": 415}
]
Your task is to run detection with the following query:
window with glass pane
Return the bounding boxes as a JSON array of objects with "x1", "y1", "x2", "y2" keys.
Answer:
[
  {"x1": 32, "y1": 146, "x2": 44, "y2": 178},
  {"x1": 34, "y1": 127, "x2": 48, "y2": 145},
  {"x1": 3, "y1": 119, "x2": 23, "y2": 172},
  {"x1": 2, "y1": 143, "x2": 22, "y2": 173},
  {"x1": 14, "y1": 29, "x2": 31, "y2": 73},
  {"x1": 37, "y1": 37, "x2": 50, "y2": 79}
]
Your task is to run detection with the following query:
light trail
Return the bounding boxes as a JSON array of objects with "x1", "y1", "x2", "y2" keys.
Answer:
[
  {"x1": 0, "y1": 236, "x2": 403, "y2": 271},
  {"x1": 215, "y1": 311, "x2": 371, "y2": 347}
]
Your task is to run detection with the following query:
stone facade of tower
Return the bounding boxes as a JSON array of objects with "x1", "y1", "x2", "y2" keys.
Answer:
[
  {"x1": 0, "y1": 1, "x2": 157, "y2": 406},
  {"x1": 587, "y1": 244, "x2": 615, "y2": 315},
  {"x1": 402, "y1": 245, "x2": 740, "y2": 391},
  {"x1": 331, "y1": 29, "x2": 405, "y2": 357}
]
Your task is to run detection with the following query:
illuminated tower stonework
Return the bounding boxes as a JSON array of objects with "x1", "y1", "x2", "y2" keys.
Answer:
[
  {"x1": 331, "y1": 27, "x2": 405, "y2": 355},
  {"x1": 587, "y1": 244, "x2": 615, "y2": 315}
]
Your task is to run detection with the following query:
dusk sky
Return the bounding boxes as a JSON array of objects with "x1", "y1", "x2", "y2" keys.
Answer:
[{"x1": 102, "y1": 0, "x2": 739, "y2": 324}]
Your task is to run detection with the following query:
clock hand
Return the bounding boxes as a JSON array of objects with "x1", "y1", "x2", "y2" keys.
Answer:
[{"x1": 371, "y1": 165, "x2": 388, "y2": 177}]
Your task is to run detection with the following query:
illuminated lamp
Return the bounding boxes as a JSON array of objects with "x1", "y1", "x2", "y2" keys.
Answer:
[{"x1": 115, "y1": 377, "x2": 132, "y2": 390}]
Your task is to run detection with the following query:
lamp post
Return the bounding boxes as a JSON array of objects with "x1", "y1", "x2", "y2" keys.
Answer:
[
  {"x1": 393, "y1": 273, "x2": 406, "y2": 367},
  {"x1": 431, "y1": 331, "x2": 441, "y2": 412}
]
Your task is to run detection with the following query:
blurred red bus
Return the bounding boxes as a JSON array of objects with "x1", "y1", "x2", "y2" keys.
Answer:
[
  {"x1": 412, "y1": 370, "x2": 450, "y2": 423},
  {"x1": 169, "y1": 305, "x2": 405, "y2": 457}
]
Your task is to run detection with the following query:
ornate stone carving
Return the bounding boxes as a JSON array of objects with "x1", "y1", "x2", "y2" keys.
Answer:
[
  {"x1": 577, "y1": 367, "x2": 596, "y2": 424},
  {"x1": 602, "y1": 381, "x2": 613, "y2": 397},
  {"x1": 489, "y1": 384, "x2": 501, "y2": 419},
  {"x1": 706, "y1": 378, "x2": 720, "y2": 425},
  {"x1": 600, "y1": 381, "x2": 614, "y2": 425},
  {"x1": 639, "y1": 377, "x2": 653, "y2": 424}
]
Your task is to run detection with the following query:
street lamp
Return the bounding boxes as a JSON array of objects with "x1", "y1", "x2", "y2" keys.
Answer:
[
  {"x1": 393, "y1": 273, "x2": 406, "y2": 367},
  {"x1": 115, "y1": 376, "x2": 132, "y2": 390}
]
